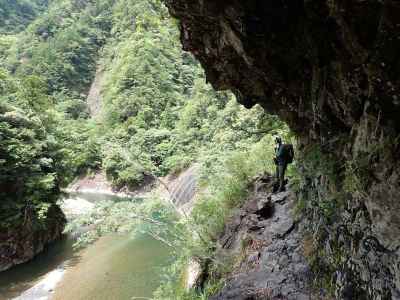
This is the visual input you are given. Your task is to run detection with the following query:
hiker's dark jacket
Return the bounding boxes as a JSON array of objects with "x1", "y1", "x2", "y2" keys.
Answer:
[{"x1": 275, "y1": 144, "x2": 286, "y2": 165}]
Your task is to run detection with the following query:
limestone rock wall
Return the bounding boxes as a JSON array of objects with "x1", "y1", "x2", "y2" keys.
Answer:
[{"x1": 165, "y1": 0, "x2": 400, "y2": 298}]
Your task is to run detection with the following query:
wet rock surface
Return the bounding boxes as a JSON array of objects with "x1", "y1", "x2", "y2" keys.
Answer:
[{"x1": 210, "y1": 177, "x2": 315, "y2": 300}]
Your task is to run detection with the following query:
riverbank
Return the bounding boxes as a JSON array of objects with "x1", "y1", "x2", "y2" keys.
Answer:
[
  {"x1": 14, "y1": 268, "x2": 65, "y2": 300},
  {"x1": 65, "y1": 171, "x2": 154, "y2": 198},
  {"x1": 0, "y1": 205, "x2": 66, "y2": 273},
  {"x1": 0, "y1": 191, "x2": 173, "y2": 300},
  {"x1": 0, "y1": 165, "x2": 201, "y2": 299}
]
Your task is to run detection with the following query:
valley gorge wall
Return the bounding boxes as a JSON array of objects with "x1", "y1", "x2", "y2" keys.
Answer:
[
  {"x1": 165, "y1": 0, "x2": 400, "y2": 298},
  {"x1": 0, "y1": 204, "x2": 65, "y2": 272}
]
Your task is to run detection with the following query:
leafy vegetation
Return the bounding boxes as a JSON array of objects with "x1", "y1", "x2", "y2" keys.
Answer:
[
  {"x1": 0, "y1": 0, "x2": 48, "y2": 34},
  {"x1": 65, "y1": 196, "x2": 183, "y2": 249},
  {"x1": 0, "y1": 66, "x2": 99, "y2": 228},
  {"x1": 0, "y1": 72, "x2": 58, "y2": 228},
  {"x1": 96, "y1": 0, "x2": 287, "y2": 188},
  {"x1": 0, "y1": 0, "x2": 104, "y2": 229},
  {"x1": 0, "y1": 0, "x2": 291, "y2": 298},
  {"x1": 65, "y1": 134, "x2": 286, "y2": 299}
]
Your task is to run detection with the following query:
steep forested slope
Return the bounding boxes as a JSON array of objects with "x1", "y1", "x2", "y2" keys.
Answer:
[
  {"x1": 0, "y1": 71, "x2": 67, "y2": 271},
  {"x1": 0, "y1": 0, "x2": 48, "y2": 34},
  {"x1": 95, "y1": 0, "x2": 287, "y2": 189},
  {"x1": 0, "y1": 0, "x2": 287, "y2": 273},
  {"x1": 0, "y1": 0, "x2": 107, "y2": 270}
]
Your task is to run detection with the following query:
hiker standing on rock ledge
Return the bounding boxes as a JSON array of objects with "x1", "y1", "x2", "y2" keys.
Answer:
[{"x1": 274, "y1": 136, "x2": 294, "y2": 192}]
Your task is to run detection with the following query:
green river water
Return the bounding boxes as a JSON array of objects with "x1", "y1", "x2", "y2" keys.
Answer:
[{"x1": 0, "y1": 193, "x2": 172, "y2": 300}]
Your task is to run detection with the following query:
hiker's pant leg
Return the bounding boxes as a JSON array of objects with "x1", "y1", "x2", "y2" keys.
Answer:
[
  {"x1": 278, "y1": 163, "x2": 287, "y2": 190},
  {"x1": 276, "y1": 164, "x2": 280, "y2": 181}
]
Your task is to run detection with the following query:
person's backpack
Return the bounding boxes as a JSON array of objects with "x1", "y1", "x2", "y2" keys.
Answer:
[{"x1": 281, "y1": 144, "x2": 294, "y2": 164}]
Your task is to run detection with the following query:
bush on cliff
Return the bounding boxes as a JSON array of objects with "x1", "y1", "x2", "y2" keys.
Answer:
[
  {"x1": 154, "y1": 134, "x2": 291, "y2": 299},
  {"x1": 0, "y1": 68, "x2": 99, "y2": 229}
]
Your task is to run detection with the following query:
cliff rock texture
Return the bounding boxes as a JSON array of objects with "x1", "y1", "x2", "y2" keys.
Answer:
[
  {"x1": 0, "y1": 204, "x2": 66, "y2": 271},
  {"x1": 210, "y1": 177, "x2": 315, "y2": 300},
  {"x1": 165, "y1": 0, "x2": 400, "y2": 298}
]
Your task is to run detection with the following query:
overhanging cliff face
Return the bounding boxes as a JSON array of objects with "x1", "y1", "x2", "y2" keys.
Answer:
[
  {"x1": 166, "y1": 0, "x2": 400, "y2": 298},
  {"x1": 166, "y1": 0, "x2": 399, "y2": 132}
]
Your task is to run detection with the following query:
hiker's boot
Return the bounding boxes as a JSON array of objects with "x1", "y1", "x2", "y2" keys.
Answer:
[
  {"x1": 272, "y1": 182, "x2": 279, "y2": 193},
  {"x1": 278, "y1": 179, "x2": 286, "y2": 192}
]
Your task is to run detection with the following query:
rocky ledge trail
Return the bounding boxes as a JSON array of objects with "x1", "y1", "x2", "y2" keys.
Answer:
[{"x1": 210, "y1": 176, "x2": 317, "y2": 300}]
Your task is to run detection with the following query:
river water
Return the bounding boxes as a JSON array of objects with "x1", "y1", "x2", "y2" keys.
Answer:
[{"x1": 0, "y1": 193, "x2": 172, "y2": 300}]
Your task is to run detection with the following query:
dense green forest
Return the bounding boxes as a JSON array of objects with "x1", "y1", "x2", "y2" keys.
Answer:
[
  {"x1": 0, "y1": 0, "x2": 49, "y2": 33},
  {"x1": 0, "y1": 0, "x2": 289, "y2": 298},
  {"x1": 0, "y1": 0, "x2": 107, "y2": 230}
]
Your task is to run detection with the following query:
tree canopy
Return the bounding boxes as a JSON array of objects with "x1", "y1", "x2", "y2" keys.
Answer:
[{"x1": 0, "y1": 0, "x2": 288, "y2": 250}]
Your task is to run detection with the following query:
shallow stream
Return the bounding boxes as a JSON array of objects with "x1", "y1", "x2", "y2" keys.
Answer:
[{"x1": 0, "y1": 192, "x2": 172, "y2": 300}]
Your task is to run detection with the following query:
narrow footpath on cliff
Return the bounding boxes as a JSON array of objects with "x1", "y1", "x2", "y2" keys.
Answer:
[{"x1": 203, "y1": 176, "x2": 314, "y2": 300}]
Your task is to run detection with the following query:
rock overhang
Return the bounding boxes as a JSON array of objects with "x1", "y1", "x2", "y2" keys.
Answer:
[
  {"x1": 165, "y1": 1, "x2": 400, "y2": 296},
  {"x1": 166, "y1": 0, "x2": 400, "y2": 142}
]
